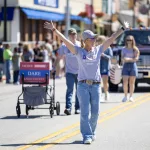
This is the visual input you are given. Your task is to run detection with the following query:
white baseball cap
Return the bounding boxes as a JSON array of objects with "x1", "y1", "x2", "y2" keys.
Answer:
[
  {"x1": 82, "y1": 30, "x2": 98, "y2": 41},
  {"x1": 68, "y1": 28, "x2": 77, "y2": 35}
]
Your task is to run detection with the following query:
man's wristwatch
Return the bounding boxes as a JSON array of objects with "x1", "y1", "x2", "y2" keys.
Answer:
[{"x1": 121, "y1": 26, "x2": 125, "y2": 31}]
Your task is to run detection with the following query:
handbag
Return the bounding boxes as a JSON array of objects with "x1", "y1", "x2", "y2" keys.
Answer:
[{"x1": 110, "y1": 64, "x2": 122, "y2": 85}]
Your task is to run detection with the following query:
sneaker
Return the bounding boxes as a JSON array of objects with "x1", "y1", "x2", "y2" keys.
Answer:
[
  {"x1": 122, "y1": 97, "x2": 128, "y2": 102},
  {"x1": 83, "y1": 138, "x2": 92, "y2": 144},
  {"x1": 64, "y1": 109, "x2": 71, "y2": 115},
  {"x1": 75, "y1": 109, "x2": 80, "y2": 114},
  {"x1": 92, "y1": 135, "x2": 96, "y2": 141},
  {"x1": 6, "y1": 82, "x2": 11, "y2": 84},
  {"x1": 55, "y1": 76, "x2": 62, "y2": 79},
  {"x1": 14, "y1": 82, "x2": 20, "y2": 85},
  {"x1": 129, "y1": 97, "x2": 134, "y2": 102},
  {"x1": 105, "y1": 92, "x2": 109, "y2": 101}
]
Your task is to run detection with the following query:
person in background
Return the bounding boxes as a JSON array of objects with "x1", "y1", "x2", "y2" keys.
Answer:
[
  {"x1": 53, "y1": 43, "x2": 65, "y2": 78},
  {"x1": 44, "y1": 20, "x2": 129, "y2": 144},
  {"x1": 40, "y1": 44, "x2": 49, "y2": 62},
  {"x1": 34, "y1": 46, "x2": 44, "y2": 62},
  {"x1": 33, "y1": 41, "x2": 40, "y2": 62},
  {"x1": 0, "y1": 42, "x2": 4, "y2": 82},
  {"x1": 96, "y1": 36, "x2": 113, "y2": 101},
  {"x1": 12, "y1": 47, "x2": 22, "y2": 85},
  {"x1": 18, "y1": 42, "x2": 23, "y2": 53},
  {"x1": 45, "y1": 38, "x2": 53, "y2": 70},
  {"x1": 57, "y1": 28, "x2": 80, "y2": 115},
  {"x1": 122, "y1": 35, "x2": 140, "y2": 102},
  {"x1": 3, "y1": 44, "x2": 13, "y2": 84},
  {"x1": 22, "y1": 45, "x2": 34, "y2": 62}
]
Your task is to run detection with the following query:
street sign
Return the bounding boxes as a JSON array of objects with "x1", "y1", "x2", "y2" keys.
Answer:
[
  {"x1": 20, "y1": 62, "x2": 50, "y2": 84},
  {"x1": 34, "y1": 0, "x2": 59, "y2": 8}
]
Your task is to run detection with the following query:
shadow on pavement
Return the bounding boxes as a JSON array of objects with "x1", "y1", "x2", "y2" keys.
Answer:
[
  {"x1": 0, "y1": 115, "x2": 51, "y2": 119},
  {"x1": 0, "y1": 140, "x2": 83, "y2": 147},
  {"x1": 100, "y1": 101, "x2": 121, "y2": 103}
]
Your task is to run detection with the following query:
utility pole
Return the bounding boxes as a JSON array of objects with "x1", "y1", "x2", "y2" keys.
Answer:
[
  {"x1": 132, "y1": 0, "x2": 136, "y2": 28},
  {"x1": 110, "y1": 0, "x2": 113, "y2": 35},
  {"x1": 147, "y1": 0, "x2": 150, "y2": 26},
  {"x1": 65, "y1": 0, "x2": 70, "y2": 38},
  {"x1": 4, "y1": 0, "x2": 7, "y2": 41},
  {"x1": 90, "y1": 0, "x2": 94, "y2": 30}
]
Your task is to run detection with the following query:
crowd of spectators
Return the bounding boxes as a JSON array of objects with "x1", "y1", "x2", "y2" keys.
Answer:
[{"x1": 0, "y1": 39, "x2": 65, "y2": 85}]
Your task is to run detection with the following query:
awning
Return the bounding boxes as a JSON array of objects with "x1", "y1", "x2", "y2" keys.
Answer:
[
  {"x1": 21, "y1": 8, "x2": 92, "y2": 24},
  {"x1": 21, "y1": 8, "x2": 64, "y2": 21},
  {"x1": 70, "y1": 15, "x2": 92, "y2": 24},
  {"x1": 0, "y1": 7, "x2": 15, "y2": 21},
  {"x1": 70, "y1": 15, "x2": 82, "y2": 21},
  {"x1": 82, "y1": 17, "x2": 92, "y2": 24}
]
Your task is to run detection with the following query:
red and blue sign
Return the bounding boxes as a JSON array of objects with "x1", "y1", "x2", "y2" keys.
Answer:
[{"x1": 20, "y1": 62, "x2": 50, "y2": 84}]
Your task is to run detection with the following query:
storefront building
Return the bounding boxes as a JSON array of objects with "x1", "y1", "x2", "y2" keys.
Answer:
[{"x1": 0, "y1": 0, "x2": 92, "y2": 43}]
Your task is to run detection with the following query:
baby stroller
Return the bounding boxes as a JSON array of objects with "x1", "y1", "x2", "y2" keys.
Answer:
[{"x1": 16, "y1": 62, "x2": 60, "y2": 118}]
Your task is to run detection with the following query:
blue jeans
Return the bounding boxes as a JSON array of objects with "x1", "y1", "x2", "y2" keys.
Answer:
[
  {"x1": 122, "y1": 62, "x2": 138, "y2": 77},
  {"x1": 0, "y1": 63, "x2": 4, "y2": 79},
  {"x1": 66, "y1": 73, "x2": 79, "y2": 110},
  {"x1": 77, "y1": 82, "x2": 101, "y2": 141},
  {"x1": 5, "y1": 60, "x2": 11, "y2": 83}
]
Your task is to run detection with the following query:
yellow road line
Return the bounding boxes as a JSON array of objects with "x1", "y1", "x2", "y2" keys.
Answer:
[
  {"x1": 38, "y1": 97, "x2": 150, "y2": 150},
  {"x1": 100, "y1": 93, "x2": 150, "y2": 116},
  {"x1": 38, "y1": 130, "x2": 80, "y2": 150},
  {"x1": 17, "y1": 123, "x2": 79, "y2": 150},
  {"x1": 17, "y1": 94, "x2": 149, "y2": 150},
  {"x1": 98, "y1": 96, "x2": 150, "y2": 123}
]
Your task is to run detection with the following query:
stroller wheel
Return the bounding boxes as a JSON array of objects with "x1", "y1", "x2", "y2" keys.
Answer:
[
  {"x1": 16, "y1": 105, "x2": 21, "y2": 118},
  {"x1": 56, "y1": 102, "x2": 60, "y2": 115}
]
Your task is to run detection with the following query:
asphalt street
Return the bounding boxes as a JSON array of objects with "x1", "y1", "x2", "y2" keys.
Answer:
[{"x1": 0, "y1": 78, "x2": 150, "y2": 150}]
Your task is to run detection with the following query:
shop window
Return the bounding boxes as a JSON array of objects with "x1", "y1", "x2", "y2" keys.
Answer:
[
  {"x1": 102, "y1": 0, "x2": 108, "y2": 13},
  {"x1": 20, "y1": 12, "x2": 25, "y2": 41},
  {"x1": 35, "y1": 20, "x2": 39, "y2": 41},
  {"x1": 28, "y1": 19, "x2": 32, "y2": 41},
  {"x1": 0, "y1": 22, "x2": 3, "y2": 41}
]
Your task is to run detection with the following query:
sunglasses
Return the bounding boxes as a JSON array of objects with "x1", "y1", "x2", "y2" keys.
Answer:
[
  {"x1": 70, "y1": 33, "x2": 77, "y2": 35},
  {"x1": 88, "y1": 38, "x2": 96, "y2": 41},
  {"x1": 126, "y1": 39, "x2": 132, "y2": 41}
]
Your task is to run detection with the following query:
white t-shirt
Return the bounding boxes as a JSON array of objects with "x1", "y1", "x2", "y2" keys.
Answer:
[
  {"x1": 75, "y1": 45, "x2": 103, "y2": 82},
  {"x1": 58, "y1": 41, "x2": 80, "y2": 74}
]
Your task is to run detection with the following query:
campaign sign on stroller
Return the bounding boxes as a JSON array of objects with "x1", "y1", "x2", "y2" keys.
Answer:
[{"x1": 20, "y1": 62, "x2": 50, "y2": 84}]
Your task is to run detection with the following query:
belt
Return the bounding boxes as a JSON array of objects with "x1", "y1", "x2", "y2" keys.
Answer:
[{"x1": 80, "y1": 80, "x2": 101, "y2": 85}]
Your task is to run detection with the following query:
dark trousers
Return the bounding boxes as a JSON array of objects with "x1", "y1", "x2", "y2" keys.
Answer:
[{"x1": 13, "y1": 70, "x2": 19, "y2": 83}]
